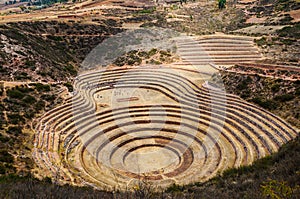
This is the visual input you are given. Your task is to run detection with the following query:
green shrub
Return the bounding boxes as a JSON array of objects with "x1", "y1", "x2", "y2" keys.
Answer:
[
  {"x1": 251, "y1": 97, "x2": 278, "y2": 110},
  {"x1": 7, "y1": 126, "x2": 22, "y2": 136},
  {"x1": 137, "y1": 51, "x2": 148, "y2": 58},
  {"x1": 35, "y1": 83, "x2": 50, "y2": 92},
  {"x1": 0, "y1": 165, "x2": 5, "y2": 174},
  {"x1": 64, "y1": 82, "x2": 73, "y2": 92},
  {"x1": 252, "y1": 155, "x2": 273, "y2": 171},
  {"x1": 295, "y1": 88, "x2": 300, "y2": 96},
  {"x1": 271, "y1": 84, "x2": 280, "y2": 92},
  {"x1": 22, "y1": 95, "x2": 36, "y2": 104},
  {"x1": 35, "y1": 100, "x2": 45, "y2": 111},
  {"x1": 159, "y1": 50, "x2": 171, "y2": 57},
  {"x1": 24, "y1": 109, "x2": 35, "y2": 119},
  {"x1": 166, "y1": 183, "x2": 185, "y2": 193},
  {"x1": 0, "y1": 150, "x2": 14, "y2": 163},
  {"x1": 261, "y1": 180, "x2": 297, "y2": 199},
  {"x1": 0, "y1": 174, "x2": 25, "y2": 183},
  {"x1": 0, "y1": 134, "x2": 9, "y2": 143},
  {"x1": 148, "y1": 48, "x2": 157, "y2": 56},
  {"x1": 241, "y1": 90, "x2": 251, "y2": 98},
  {"x1": 46, "y1": 35, "x2": 63, "y2": 41},
  {"x1": 255, "y1": 37, "x2": 267, "y2": 46},
  {"x1": 16, "y1": 72, "x2": 31, "y2": 80},
  {"x1": 280, "y1": 38, "x2": 296, "y2": 45},
  {"x1": 6, "y1": 89, "x2": 25, "y2": 100},
  {"x1": 7, "y1": 114, "x2": 25, "y2": 125},
  {"x1": 274, "y1": 94, "x2": 294, "y2": 102},
  {"x1": 37, "y1": 70, "x2": 47, "y2": 77},
  {"x1": 236, "y1": 81, "x2": 248, "y2": 90},
  {"x1": 41, "y1": 94, "x2": 56, "y2": 102},
  {"x1": 17, "y1": 86, "x2": 33, "y2": 93},
  {"x1": 218, "y1": 0, "x2": 226, "y2": 9},
  {"x1": 277, "y1": 24, "x2": 300, "y2": 39},
  {"x1": 23, "y1": 60, "x2": 36, "y2": 68},
  {"x1": 65, "y1": 64, "x2": 77, "y2": 76},
  {"x1": 137, "y1": 7, "x2": 156, "y2": 14}
]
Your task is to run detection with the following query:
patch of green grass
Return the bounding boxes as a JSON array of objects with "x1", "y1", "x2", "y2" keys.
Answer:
[{"x1": 137, "y1": 7, "x2": 156, "y2": 14}]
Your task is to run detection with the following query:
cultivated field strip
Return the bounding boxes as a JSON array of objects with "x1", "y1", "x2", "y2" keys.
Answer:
[
  {"x1": 175, "y1": 34, "x2": 262, "y2": 66},
  {"x1": 33, "y1": 67, "x2": 297, "y2": 190}
]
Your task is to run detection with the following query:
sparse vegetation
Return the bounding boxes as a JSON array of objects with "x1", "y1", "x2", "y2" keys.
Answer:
[
  {"x1": 218, "y1": 0, "x2": 226, "y2": 9},
  {"x1": 165, "y1": 135, "x2": 300, "y2": 199},
  {"x1": 0, "y1": 135, "x2": 298, "y2": 198},
  {"x1": 0, "y1": 20, "x2": 122, "y2": 82},
  {"x1": 277, "y1": 24, "x2": 300, "y2": 39},
  {"x1": 0, "y1": 0, "x2": 299, "y2": 198},
  {"x1": 113, "y1": 49, "x2": 177, "y2": 67},
  {"x1": 220, "y1": 68, "x2": 300, "y2": 128},
  {"x1": 0, "y1": 84, "x2": 63, "y2": 177}
]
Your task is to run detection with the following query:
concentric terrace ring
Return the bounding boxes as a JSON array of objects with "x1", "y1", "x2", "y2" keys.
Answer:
[{"x1": 33, "y1": 67, "x2": 298, "y2": 190}]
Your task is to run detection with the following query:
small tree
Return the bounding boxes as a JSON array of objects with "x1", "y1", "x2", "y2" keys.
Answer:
[{"x1": 218, "y1": 0, "x2": 226, "y2": 9}]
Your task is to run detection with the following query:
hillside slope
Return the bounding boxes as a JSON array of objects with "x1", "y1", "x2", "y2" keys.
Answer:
[{"x1": 0, "y1": 20, "x2": 122, "y2": 82}]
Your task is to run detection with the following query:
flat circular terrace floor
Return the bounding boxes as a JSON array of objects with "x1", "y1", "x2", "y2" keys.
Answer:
[{"x1": 33, "y1": 66, "x2": 298, "y2": 190}]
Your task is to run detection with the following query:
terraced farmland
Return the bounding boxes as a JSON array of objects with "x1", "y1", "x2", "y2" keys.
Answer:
[
  {"x1": 175, "y1": 34, "x2": 262, "y2": 66},
  {"x1": 33, "y1": 65, "x2": 297, "y2": 190}
]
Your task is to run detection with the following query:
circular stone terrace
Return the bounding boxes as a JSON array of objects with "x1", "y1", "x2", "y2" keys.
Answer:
[{"x1": 33, "y1": 34, "x2": 298, "y2": 191}]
